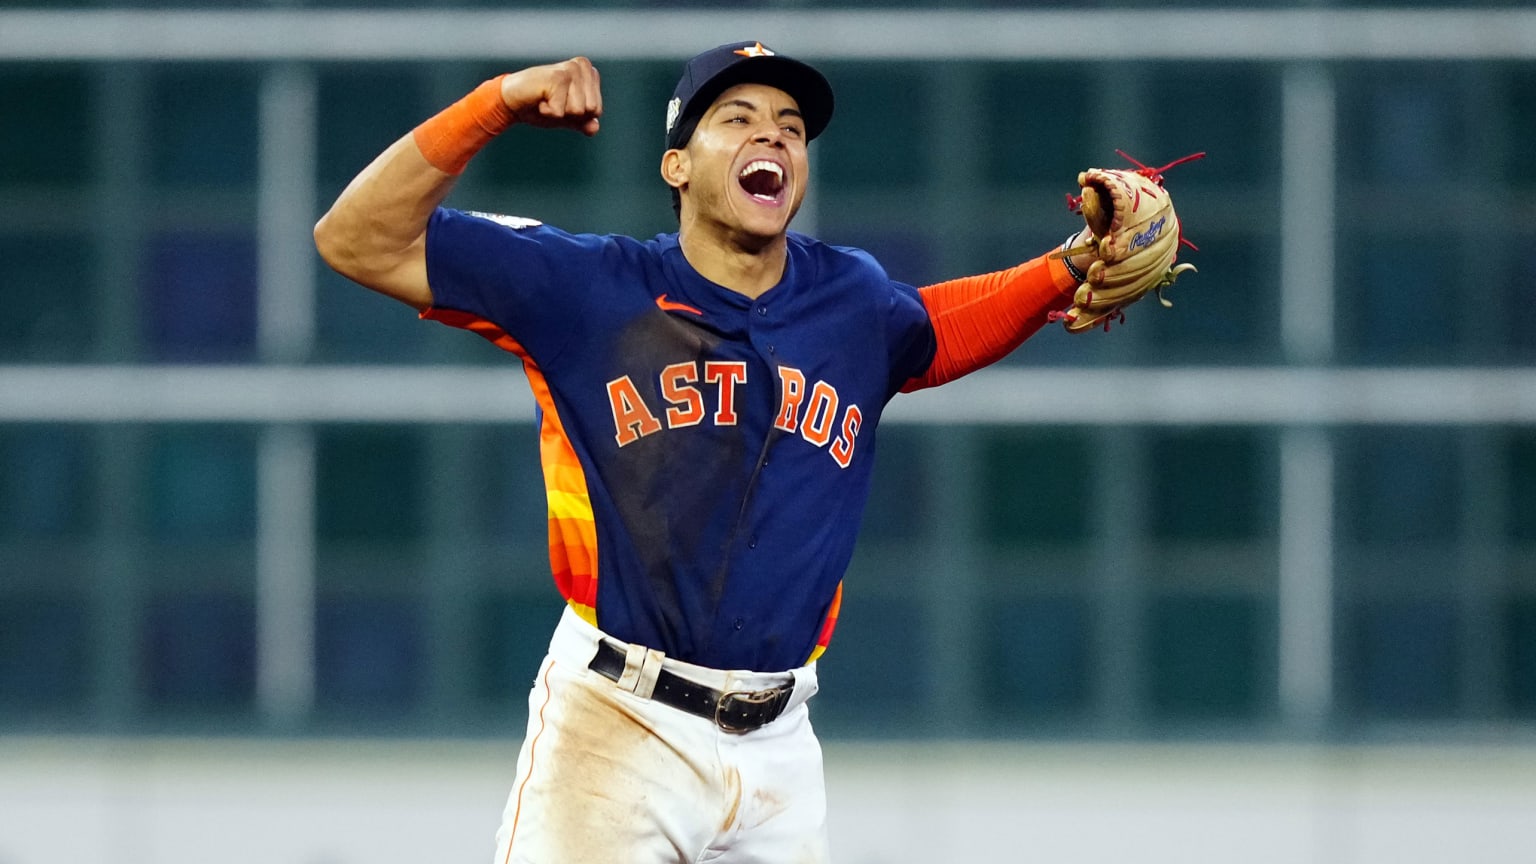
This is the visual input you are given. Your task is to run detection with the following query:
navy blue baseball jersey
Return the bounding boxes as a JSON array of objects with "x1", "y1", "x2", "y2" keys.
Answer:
[{"x1": 422, "y1": 207, "x2": 936, "y2": 672}]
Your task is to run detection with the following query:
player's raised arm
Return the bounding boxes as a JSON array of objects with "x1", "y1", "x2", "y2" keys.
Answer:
[{"x1": 313, "y1": 57, "x2": 603, "y2": 310}]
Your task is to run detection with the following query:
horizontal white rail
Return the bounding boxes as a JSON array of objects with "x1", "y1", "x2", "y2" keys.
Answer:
[
  {"x1": 1, "y1": 9, "x2": 1534, "y2": 62},
  {"x1": 2, "y1": 365, "x2": 1534, "y2": 426}
]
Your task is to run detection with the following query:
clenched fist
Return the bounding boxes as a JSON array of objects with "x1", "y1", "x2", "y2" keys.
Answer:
[{"x1": 499, "y1": 56, "x2": 604, "y2": 136}]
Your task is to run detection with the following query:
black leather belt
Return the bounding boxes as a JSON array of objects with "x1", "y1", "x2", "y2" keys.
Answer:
[{"x1": 587, "y1": 640, "x2": 793, "y2": 734}]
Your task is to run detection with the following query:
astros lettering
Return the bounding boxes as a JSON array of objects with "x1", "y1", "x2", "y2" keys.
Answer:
[{"x1": 607, "y1": 362, "x2": 862, "y2": 468}]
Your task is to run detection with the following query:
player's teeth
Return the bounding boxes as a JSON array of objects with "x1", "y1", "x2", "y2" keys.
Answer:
[{"x1": 739, "y1": 160, "x2": 783, "y2": 180}]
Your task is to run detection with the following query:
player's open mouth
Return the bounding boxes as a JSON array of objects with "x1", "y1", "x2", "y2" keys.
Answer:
[{"x1": 737, "y1": 160, "x2": 786, "y2": 205}]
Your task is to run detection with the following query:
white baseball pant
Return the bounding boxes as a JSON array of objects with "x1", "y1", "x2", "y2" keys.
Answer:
[{"x1": 492, "y1": 606, "x2": 829, "y2": 863}]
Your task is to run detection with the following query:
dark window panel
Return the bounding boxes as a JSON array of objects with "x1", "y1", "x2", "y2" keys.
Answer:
[
  {"x1": 1141, "y1": 64, "x2": 1280, "y2": 186},
  {"x1": 1340, "y1": 236, "x2": 1459, "y2": 363},
  {"x1": 316, "y1": 427, "x2": 425, "y2": 542},
  {"x1": 314, "y1": 263, "x2": 450, "y2": 362},
  {"x1": 473, "y1": 593, "x2": 566, "y2": 705},
  {"x1": 0, "y1": 67, "x2": 91, "y2": 185},
  {"x1": 1339, "y1": 64, "x2": 1466, "y2": 185},
  {"x1": 0, "y1": 426, "x2": 93, "y2": 539},
  {"x1": 1344, "y1": 600, "x2": 1460, "y2": 719},
  {"x1": 1506, "y1": 597, "x2": 1536, "y2": 715},
  {"x1": 814, "y1": 593, "x2": 929, "y2": 736},
  {"x1": 859, "y1": 427, "x2": 931, "y2": 543},
  {"x1": 477, "y1": 425, "x2": 554, "y2": 545},
  {"x1": 316, "y1": 65, "x2": 429, "y2": 192},
  {"x1": 1341, "y1": 428, "x2": 1460, "y2": 545},
  {"x1": 980, "y1": 64, "x2": 1091, "y2": 187},
  {"x1": 315, "y1": 596, "x2": 423, "y2": 712},
  {"x1": 1499, "y1": 232, "x2": 1536, "y2": 362},
  {"x1": 141, "y1": 231, "x2": 257, "y2": 362},
  {"x1": 979, "y1": 428, "x2": 1089, "y2": 545},
  {"x1": 978, "y1": 595, "x2": 1090, "y2": 717},
  {"x1": 1140, "y1": 230, "x2": 1278, "y2": 360},
  {"x1": 148, "y1": 66, "x2": 259, "y2": 188},
  {"x1": 815, "y1": 65, "x2": 929, "y2": 191},
  {"x1": 476, "y1": 125, "x2": 598, "y2": 188},
  {"x1": 1150, "y1": 429, "x2": 1264, "y2": 542},
  {"x1": 1504, "y1": 65, "x2": 1536, "y2": 186},
  {"x1": 1509, "y1": 432, "x2": 1536, "y2": 543},
  {"x1": 143, "y1": 593, "x2": 256, "y2": 710},
  {"x1": 101, "y1": 0, "x2": 272, "y2": 6},
  {"x1": 147, "y1": 427, "x2": 256, "y2": 542},
  {"x1": 0, "y1": 233, "x2": 97, "y2": 362},
  {"x1": 0, "y1": 593, "x2": 90, "y2": 711},
  {"x1": 1063, "y1": 0, "x2": 1300, "y2": 7},
  {"x1": 1149, "y1": 594, "x2": 1263, "y2": 719},
  {"x1": 0, "y1": 0, "x2": 99, "y2": 8}
]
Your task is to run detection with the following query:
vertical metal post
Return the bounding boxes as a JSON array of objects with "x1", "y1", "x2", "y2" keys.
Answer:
[
  {"x1": 926, "y1": 427, "x2": 981, "y2": 733},
  {"x1": 257, "y1": 62, "x2": 318, "y2": 364},
  {"x1": 1090, "y1": 63, "x2": 1151, "y2": 731},
  {"x1": 254, "y1": 62, "x2": 319, "y2": 728},
  {"x1": 89, "y1": 64, "x2": 147, "y2": 729},
  {"x1": 255, "y1": 424, "x2": 316, "y2": 727},
  {"x1": 919, "y1": 63, "x2": 987, "y2": 732},
  {"x1": 1277, "y1": 62, "x2": 1338, "y2": 731},
  {"x1": 1458, "y1": 430, "x2": 1504, "y2": 718},
  {"x1": 1279, "y1": 63, "x2": 1337, "y2": 365},
  {"x1": 1091, "y1": 428, "x2": 1148, "y2": 732},
  {"x1": 1277, "y1": 429, "x2": 1334, "y2": 729}
]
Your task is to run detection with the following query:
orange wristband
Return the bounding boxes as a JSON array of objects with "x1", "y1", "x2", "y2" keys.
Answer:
[{"x1": 412, "y1": 75, "x2": 514, "y2": 175}]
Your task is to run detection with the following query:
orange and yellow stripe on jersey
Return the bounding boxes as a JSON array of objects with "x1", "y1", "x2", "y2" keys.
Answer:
[
  {"x1": 807, "y1": 581, "x2": 841, "y2": 663},
  {"x1": 420, "y1": 307, "x2": 598, "y2": 624}
]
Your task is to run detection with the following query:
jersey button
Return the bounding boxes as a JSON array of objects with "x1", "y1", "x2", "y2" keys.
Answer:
[
  {"x1": 748, "y1": 536, "x2": 758, "y2": 549},
  {"x1": 756, "y1": 306, "x2": 768, "y2": 316},
  {"x1": 733, "y1": 618, "x2": 744, "y2": 630}
]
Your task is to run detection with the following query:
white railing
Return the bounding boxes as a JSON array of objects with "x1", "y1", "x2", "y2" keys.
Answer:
[
  {"x1": 1, "y1": 8, "x2": 1534, "y2": 61},
  {"x1": 4, "y1": 364, "x2": 1536, "y2": 425}
]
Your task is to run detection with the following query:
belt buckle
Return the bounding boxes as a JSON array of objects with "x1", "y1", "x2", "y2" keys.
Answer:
[{"x1": 713, "y1": 687, "x2": 784, "y2": 734}]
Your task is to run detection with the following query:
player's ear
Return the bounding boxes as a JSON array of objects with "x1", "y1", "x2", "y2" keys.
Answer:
[{"x1": 660, "y1": 148, "x2": 689, "y2": 191}]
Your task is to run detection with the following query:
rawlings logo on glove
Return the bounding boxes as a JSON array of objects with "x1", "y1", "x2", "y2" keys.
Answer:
[{"x1": 1048, "y1": 151, "x2": 1204, "y2": 333}]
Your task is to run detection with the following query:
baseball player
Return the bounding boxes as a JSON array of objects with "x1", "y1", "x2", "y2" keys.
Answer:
[{"x1": 315, "y1": 41, "x2": 1188, "y2": 864}]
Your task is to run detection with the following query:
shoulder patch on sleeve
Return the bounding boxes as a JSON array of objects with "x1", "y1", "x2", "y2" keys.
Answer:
[{"x1": 466, "y1": 211, "x2": 543, "y2": 230}]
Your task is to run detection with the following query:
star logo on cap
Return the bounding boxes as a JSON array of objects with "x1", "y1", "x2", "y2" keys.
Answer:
[{"x1": 733, "y1": 42, "x2": 775, "y2": 58}]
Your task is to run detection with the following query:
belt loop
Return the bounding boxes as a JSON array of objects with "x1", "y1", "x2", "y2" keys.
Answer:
[
  {"x1": 615, "y1": 643, "x2": 667, "y2": 699},
  {"x1": 615, "y1": 643, "x2": 647, "y2": 692},
  {"x1": 634, "y1": 648, "x2": 665, "y2": 700}
]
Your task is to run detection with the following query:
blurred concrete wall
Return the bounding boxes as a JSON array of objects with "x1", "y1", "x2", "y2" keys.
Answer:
[{"x1": 3, "y1": 737, "x2": 1533, "y2": 864}]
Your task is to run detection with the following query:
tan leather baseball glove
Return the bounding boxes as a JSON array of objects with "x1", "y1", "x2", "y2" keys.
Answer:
[{"x1": 1049, "y1": 152, "x2": 1204, "y2": 333}]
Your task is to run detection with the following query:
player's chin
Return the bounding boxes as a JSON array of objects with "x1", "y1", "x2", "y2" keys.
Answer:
[{"x1": 733, "y1": 190, "x2": 798, "y2": 235}]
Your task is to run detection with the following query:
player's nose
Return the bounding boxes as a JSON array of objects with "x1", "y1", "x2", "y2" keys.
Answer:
[{"x1": 752, "y1": 126, "x2": 786, "y2": 148}]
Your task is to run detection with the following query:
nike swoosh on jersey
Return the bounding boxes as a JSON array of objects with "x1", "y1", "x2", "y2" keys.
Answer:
[{"x1": 655, "y1": 294, "x2": 704, "y2": 316}]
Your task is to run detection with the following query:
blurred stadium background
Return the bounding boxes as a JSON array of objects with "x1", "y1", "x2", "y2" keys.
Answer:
[{"x1": 2, "y1": 2, "x2": 1536, "y2": 862}]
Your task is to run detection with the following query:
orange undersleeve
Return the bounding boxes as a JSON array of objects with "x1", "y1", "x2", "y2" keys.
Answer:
[
  {"x1": 412, "y1": 75, "x2": 514, "y2": 175},
  {"x1": 902, "y1": 253, "x2": 1078, "y2": 392}
]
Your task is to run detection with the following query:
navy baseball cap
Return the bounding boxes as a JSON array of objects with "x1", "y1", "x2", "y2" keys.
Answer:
[{"x1": 664, "y1": 41, "x2": 834, "y2": 152}]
